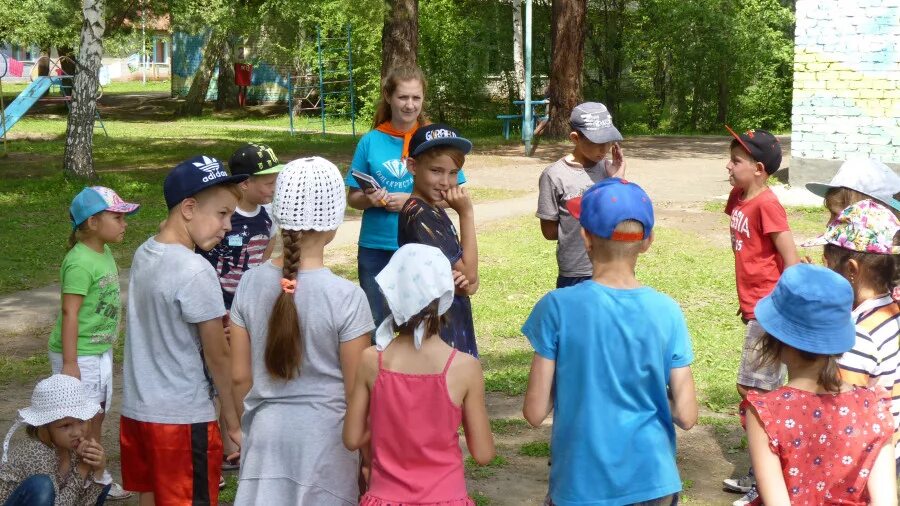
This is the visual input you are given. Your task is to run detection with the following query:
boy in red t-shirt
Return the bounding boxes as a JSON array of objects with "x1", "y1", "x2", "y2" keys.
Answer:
[{"x1": 721, "y1": 127, "x2": 799, "y2": 505}]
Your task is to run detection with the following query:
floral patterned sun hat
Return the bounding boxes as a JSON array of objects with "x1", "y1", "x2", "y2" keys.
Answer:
[{"x1": 802, "y1": 199, "x2": 900, "y2": 254}]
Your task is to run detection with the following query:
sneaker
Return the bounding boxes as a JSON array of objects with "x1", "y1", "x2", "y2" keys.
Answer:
[
  {"x1": 723, "y1": 473, "x2": 755, "y2": 493},
  {"x1": 219, "y1": 475, "x2": 226, "y2": 490},
  {"x1": 105, "y1": 482, "x2": 134, "y2": 501},
  {"x1": 732, "y1": 486, "x2": 758, "y2": 506}
]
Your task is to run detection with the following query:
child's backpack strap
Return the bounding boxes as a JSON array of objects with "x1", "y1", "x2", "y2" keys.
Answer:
[{"x1": 442, "y1": 349, "x2": 458, "y2": 376}]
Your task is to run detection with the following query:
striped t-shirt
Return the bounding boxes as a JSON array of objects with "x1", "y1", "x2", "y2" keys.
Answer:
[{"x1": 838, "y1": 294, "x2": 900, "y2": 459}]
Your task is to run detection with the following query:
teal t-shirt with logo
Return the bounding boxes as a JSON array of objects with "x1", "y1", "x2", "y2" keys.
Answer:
[
  {"x1": 49, "y1": 242, "x2": 121, "y2": 355},
  {"x1": 345, "y1": 130, "x2": 466, "y2": 251}
]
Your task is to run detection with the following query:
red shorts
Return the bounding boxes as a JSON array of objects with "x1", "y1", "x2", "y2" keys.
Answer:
[{"x1": 120, "y1": 416, "x2": 223, "y2": 505}]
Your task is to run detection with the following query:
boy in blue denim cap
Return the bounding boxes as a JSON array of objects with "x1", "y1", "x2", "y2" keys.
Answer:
[{"x1": 522, "y1": 178, "x2": 698, "y2": 505}]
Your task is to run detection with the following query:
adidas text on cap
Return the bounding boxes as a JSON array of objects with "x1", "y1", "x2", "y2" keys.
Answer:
[{"x1": 163, "y1": 155, "x2": 249, "y2": 209}]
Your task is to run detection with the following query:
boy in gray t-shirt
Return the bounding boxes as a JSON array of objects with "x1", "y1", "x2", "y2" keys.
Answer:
[
  {"x1": 536, "y1": 102, "x2": 627, "y2": 288},
  {"x1": 120, "y1": 156, "x2": 247, "y2": 505}
]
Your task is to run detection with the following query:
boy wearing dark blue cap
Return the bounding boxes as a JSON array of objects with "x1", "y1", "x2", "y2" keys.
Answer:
[
  {"x1": 523, "y1": 178, "x2": 698, "y2": 506},
  {"x1": 120, "y1": 155, "x2": 247, "y2": 505}
]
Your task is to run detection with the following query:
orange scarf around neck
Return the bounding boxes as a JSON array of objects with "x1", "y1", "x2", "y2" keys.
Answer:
[{"x1": 375, "y1": 121, "x2": 420, "y2": 160}]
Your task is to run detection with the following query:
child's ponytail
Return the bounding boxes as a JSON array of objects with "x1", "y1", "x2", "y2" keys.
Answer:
[
  {"x1": 67, "y1": 229, "x2": 79, "y2": 250},
  {"x1": 265, "y1": 229, "x2": 303, "y2": 380}
]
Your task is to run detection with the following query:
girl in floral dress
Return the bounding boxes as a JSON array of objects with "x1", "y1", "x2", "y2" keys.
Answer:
[{"x1": 741, "y1": 264, "x2": 896, "y2": 505}]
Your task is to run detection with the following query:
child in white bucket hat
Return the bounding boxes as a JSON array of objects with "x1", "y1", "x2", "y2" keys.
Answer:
[
  {"x1": 343, "y1": 243, "x2": 495, "y2": 505},
  {"x1": 0, "y1": 375, "x2": 111, "y2": 506},
  {"x1": 229, "y1": 157, "x2": 375, "y2": 505}
]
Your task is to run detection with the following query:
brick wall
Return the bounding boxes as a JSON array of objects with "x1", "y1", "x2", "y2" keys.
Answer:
[{"x1": 790, "y1": 0, "x2": 900, "y2": 184}]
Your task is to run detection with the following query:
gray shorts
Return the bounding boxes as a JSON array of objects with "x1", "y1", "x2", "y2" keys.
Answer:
[{"x1": 736, "y1": 319, "x2": 786, "y2": 391}]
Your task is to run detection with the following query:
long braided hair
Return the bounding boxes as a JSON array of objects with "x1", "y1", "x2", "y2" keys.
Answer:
[{"x1": 265, "y1": 229, "x2": 304, "y2": 380}]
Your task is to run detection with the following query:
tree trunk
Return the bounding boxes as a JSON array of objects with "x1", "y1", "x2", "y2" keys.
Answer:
[
  {"x1": 37, "y1": 46, "x2": 50, "y2": 76},
  {"x1": 176, "y1": 31, "x2": 220, "y2": 117},
  {"x1": 716, "y1": 61, "x2": 728, "y2": 125},
  {"x1": 63, "y1": 0, "x2": 105, "y2": 181},
  {"x1": 546, "y1": 0, "x2": 586, "y2": 137},
  {"x1": 215, "y1": 38, "x2": 239, "y2": 111},
  {"x1": 512, "y1": 0, "x2": 525, "y2": 99},
  {"x1": 381, "y1": 0, "x2": 418, "y2": 77}
]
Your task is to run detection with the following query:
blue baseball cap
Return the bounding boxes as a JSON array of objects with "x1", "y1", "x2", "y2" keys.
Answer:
[
  {"x1": 163, "y1": 155, "x2": 249, "y2": 209},
  {"x1": 754, "y1": 264, "x2": 855, "y2": 355},
  {"x1": 70, "y1": 186, "x2": 140, "y2": 229},
  {"x1": 565, "y1": 178, "x2": 654, "y2": 241}
]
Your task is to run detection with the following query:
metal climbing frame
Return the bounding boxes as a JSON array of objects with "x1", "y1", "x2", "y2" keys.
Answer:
[{"x1": 287, "y1": 25, "x2": 356, "y2": 136}]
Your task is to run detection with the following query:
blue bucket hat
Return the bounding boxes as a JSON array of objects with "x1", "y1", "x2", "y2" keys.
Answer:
[{"x1": 754, "y1": 264, "x2": 855, "y2": 355}]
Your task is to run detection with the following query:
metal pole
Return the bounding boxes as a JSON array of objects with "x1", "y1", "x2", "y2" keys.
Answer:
[
  {"x1": 317, "y1": 26, "x2": 326, "y2": 135},
  {"x1": 0, "y1": 78, "x2": 7, "y2": 157},
  {"x1": 347, "y1": 24, "x2": 356, "y2": 137},
  {"x1": 288, "y1": 74, "x2": 294, "y2": 136},
  {"x1": 523, "y1": 0, "x2": 533, "y2": 155},
  {"x1": 141, "y1": 0, "x2": 147, "y2": 85}
]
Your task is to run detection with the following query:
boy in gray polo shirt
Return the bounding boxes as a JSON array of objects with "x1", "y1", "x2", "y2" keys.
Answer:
[{"x1": 536, "y1": 102, "x2": 628, "y2": 288}]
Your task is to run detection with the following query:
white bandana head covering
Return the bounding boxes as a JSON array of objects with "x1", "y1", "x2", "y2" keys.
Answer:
[
  {"x1": 273, "y1": 156, "x2": 346, "y2": 231},
  {"x1": 374, "y1": 244, "x2": 455, "y2": 350}
]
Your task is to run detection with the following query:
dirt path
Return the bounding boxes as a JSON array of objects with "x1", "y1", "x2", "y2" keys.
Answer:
[{"x1": 0, "y1": 135, "x2": 765, "y2": 505}]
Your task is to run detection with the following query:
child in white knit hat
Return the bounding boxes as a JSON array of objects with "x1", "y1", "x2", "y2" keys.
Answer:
[
  {"x1": 229, "y1": 156, "x2": 375, "y2": 505},
  {"x1": 0, "y1": 375, "x2": 111, "y2": 506},
  {"x1": 343, "y1": 243, "x2": 495, "y2": 505}
]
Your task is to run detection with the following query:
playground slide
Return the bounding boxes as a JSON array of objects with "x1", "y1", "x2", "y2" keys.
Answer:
[{"x1": 0, "y1": 77, "x2": 53, "y2": 138}]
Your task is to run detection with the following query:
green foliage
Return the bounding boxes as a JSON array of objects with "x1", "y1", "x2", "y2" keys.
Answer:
[
  {"x1": 465, "y1": 455, "x2": 508, "y2": 480},
  {"x1": 618, "y1": 0, "x2": 794, "y2": 133},
  {"x1": 519, "y1": 440, "x2": 551, "y2": 457}
]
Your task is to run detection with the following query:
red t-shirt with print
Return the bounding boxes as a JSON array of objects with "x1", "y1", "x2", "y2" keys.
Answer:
[{"x1": 725, "y1": 186, "x2": 790, "y2": 320}]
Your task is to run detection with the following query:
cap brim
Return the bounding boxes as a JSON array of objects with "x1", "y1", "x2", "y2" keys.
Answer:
[
  {"x1": 804, "y1": 182, "x2": 835, "y2": 199},
  {"x1": 410, "y1": 138, "x2": 473, "y2": 157},
  {"x1": 107, "y1": 203, "x2": 140, "y2": 215},
  {"x1": 579, "y1": 127, "x2": 623, "y2": 145},
  {"x1": 254, "y1": 164, "x2": 284, "y2": 175},
  {"x1": 725, "y1": 125, "x2": 753, "y2": 156},
  {"x1": 564, "y1": 196, "x2": 583, "y2": 219},
  {"x1": 800, "y1": 234, "x2": 828, "y2": 248}
]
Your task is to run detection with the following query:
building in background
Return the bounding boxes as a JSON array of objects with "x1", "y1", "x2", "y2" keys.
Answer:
[{"x1": 791, "y1": 0, "x2": 900, "y2": 184}]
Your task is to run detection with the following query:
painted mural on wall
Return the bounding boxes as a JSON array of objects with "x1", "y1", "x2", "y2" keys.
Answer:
[
  {"x1": 791, "y1": 0, "x2": 900, "y2": 164},
  {"x1": 171, "y1": 31, "x2": 290, "y2": 103}
]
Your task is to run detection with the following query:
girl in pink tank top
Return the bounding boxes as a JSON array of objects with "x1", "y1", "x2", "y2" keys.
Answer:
[{"x1": 343, "y1": 244, "x2": 495, "y2": 505}]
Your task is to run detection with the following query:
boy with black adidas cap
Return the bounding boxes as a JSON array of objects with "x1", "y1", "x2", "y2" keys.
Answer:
[
  {"x1": 120, "y1": 155, "x2": 246, "y2": 506},
  {"x1": 536, "y1": 102, "x2": 627, "y2": 289},
  {"x1": 523, "y1": 177, "x2": 697, "y2": 505},
  {"x1": 721, "y1": 127, "x2": 799, "y2": 505}
]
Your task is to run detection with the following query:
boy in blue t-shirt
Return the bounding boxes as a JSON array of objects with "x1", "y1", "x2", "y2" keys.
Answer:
[{"x1": 522, "y1": 178, "x2": 698, "y2": 506}]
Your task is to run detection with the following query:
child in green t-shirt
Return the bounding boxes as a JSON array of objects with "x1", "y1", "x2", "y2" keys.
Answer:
[{"x1": 48, "y1": 186, "x2": 139, "y2": 500}]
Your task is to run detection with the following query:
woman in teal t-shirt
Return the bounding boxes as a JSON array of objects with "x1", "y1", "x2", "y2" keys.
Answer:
[{"x1": 345, "y1": 65, "x2": 465, "y2": 325}]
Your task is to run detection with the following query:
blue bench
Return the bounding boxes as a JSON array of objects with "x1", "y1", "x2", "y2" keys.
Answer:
[{"x1": 496, "y1": 114, "x2": 549, "y2": 140}]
